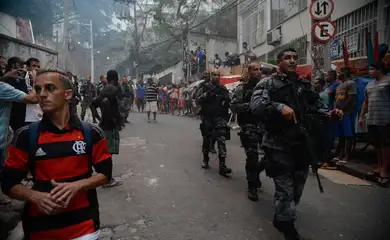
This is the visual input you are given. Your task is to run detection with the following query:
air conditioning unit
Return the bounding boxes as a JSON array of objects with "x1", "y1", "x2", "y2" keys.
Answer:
[{"x1": 267, "y1": 27, "x2": 282, "y2": 46}]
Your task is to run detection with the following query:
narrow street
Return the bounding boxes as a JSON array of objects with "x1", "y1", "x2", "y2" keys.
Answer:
[{"x1": 92, "y1": 112, "x2": 389, "y2": 240}]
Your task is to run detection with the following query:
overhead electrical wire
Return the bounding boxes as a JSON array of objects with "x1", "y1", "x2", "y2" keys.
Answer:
[{"x1": 94, "y1": 0, "x2": 245, "y2": 53}]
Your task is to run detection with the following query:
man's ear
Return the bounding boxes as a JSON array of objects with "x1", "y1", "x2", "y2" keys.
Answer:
[{"x1": 65, "y1": 89, "x2": 73, "y2": 101}]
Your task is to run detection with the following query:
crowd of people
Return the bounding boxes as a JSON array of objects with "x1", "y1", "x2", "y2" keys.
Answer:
[
  {"x1": 0, "y1": 48, "x2": 388, "y2": 239},
  {"x1": 193, "y1": 47, "x2": 389, "y2": 240},
  {"x1": 134, "y1": 81, "x2": 197, "y2": 118}
]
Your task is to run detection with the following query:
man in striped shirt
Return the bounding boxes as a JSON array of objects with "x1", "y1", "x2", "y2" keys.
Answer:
[
  {"x1": 145, "y1": 78, "x2": 158, "y2": 123},
  {"x1": 1, "y1": 69, "x2": 112, "y2": 239}
]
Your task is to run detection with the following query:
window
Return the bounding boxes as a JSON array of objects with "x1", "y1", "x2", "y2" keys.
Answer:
[
  {"x1": 271, "y1": 0, "x2": 307, "y2": 28},
  {"x1": 242, "y1": 0, "x2": 266, "y2": 49},
  {"x1": 332, "y1": 2, "x2": 377, "y2": 60},
  {"x1": 267, "y1": 35, "x2": 308, "y2": 64}
]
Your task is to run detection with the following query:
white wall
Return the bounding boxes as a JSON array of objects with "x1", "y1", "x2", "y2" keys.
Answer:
[
  {"x1": 153, "y1": 61, "x2": 184, "y2": 85},
  {"x1": 238, "y1": 0, "x2": 379, "y2": 64},
  {"x1": 206, "y1": 36, "x2": 237, "y2": 68},
  {"x1": 0, "y1": 13, "x2": 17, "y2": 38},
  {"x1": 189, "y1": 33, "x2": 206, "y2": 52},
  {"x1": 331, "y1": 0, "x2": 376, "y2": 20},
  {"x1": 251, "y1": 0, "x2": 311, "y2": 58}
]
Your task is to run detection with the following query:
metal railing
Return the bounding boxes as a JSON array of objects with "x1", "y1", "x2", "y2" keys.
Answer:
[{"x1": 332, "y1": 1, "x2": 377, "y2": 60}]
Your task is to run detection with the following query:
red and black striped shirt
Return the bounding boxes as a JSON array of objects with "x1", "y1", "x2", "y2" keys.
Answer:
[{"x1": 1, "y1": 115, "x2": 112, "y2": 240}]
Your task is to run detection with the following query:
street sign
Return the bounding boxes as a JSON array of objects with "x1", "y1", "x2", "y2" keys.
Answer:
[
  {"x1": 312, "y1": 20, "x2": 336, "y2": 43},
  {"x1": 330, "y1": 40, "x2": 339, "y2": 60},
  {"x1": 310, "y1": 0, "x2": 335, "y2": 20}
]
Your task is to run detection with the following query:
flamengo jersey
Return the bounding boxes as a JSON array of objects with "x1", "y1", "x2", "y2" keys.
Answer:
[{"x1": 3, "y1": 116, "x2": 112, "y2": 240}]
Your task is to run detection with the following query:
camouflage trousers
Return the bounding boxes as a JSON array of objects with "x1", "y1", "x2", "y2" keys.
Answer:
[
  {"x1": 264, "y1": 145, "x2": 310, "y2": 223},
  {"x1": 239, "y1": 124, "x2": 264, "y2": 188},
  {"x1": 200, "y1": 116, "x2": 230, "y2": 160},
  {"x1": 121, "y1": 97, "x2": 132, "y2": 119},
  {"x1": 81, "y1": 97, "x2": 100, "y2": 121}
]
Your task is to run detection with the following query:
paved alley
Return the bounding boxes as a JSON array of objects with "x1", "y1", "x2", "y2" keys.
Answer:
[
  {"x1": 6, "y1": 112, "x2": 390, "y2": 240},
  {"x1": 93, "y1": 112, "x2": 390, "y2": 240}
]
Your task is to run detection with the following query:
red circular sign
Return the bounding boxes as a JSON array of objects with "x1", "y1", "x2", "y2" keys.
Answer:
[{"x1": 311, "y1": 20, "x2": 336, "y2": 43}]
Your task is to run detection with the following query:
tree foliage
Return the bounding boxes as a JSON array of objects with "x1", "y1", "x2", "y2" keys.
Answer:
[{"x1": 0, "y1": 0, "x2": 114, "y2": 37}]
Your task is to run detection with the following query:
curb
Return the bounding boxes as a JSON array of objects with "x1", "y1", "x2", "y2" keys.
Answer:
[{"x1": 337, "y1": 162, "x2": 373, "y2": 180}]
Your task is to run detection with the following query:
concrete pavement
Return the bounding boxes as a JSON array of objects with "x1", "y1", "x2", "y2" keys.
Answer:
[
  {"x1": 6, "y1": 111, "x2": 390, "y2": 240},
  {"x1": 96, "y1": 112, "x2": 390, "y2": 240}
]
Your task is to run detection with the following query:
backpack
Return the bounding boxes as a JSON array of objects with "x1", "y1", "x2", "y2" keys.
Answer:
[{"x1": 27, "y1": 121, "x2": 93, "y2": 179}]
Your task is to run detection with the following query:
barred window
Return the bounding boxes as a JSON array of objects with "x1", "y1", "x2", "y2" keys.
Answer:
[{"x1": 331, "y1": 2, "x2": 377, "y2": 60}]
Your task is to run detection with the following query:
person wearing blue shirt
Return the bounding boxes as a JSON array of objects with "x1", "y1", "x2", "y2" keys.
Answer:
[
  {"x1": 320, "y1": 70, "x2": 341, "y2": 168},
  {"x1": 0, "y1": 71, "x2": 38, "y2": 204},
  {"x1": 136, "y1": 82, "x2": 145, "y2": 112}
]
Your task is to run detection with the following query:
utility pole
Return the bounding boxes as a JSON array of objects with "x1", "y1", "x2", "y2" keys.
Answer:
[
  {"x1": 55, "y1": 30, "x2": 59, "y2": 67},
  {"x1": 185, "y1": 22, "x2": 190, "y2": 82},
  {"x1": 132, "y1": 2, "x2": 139, "y2": 81},
  {"x1": 90, "y1": 20, "x2": 94, "y2": 81},
  {"x1": 63, "y1": 0, "x2": 69, "y2": 71},
  {"x1": 78, "y1": 21, "x2": 94, "y2": 80}
]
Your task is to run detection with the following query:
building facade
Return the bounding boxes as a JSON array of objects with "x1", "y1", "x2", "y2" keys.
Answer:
[{"x1": 238, "y1": 0, "x2": 389, "y2": 67}]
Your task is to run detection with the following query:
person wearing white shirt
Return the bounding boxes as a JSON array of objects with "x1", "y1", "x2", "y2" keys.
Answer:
[{"x1": 24, "y1": 58, "x2": 43, "y2": 124}]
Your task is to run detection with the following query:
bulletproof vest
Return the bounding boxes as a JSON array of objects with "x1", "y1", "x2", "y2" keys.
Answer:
[
  {"x1": 242, "y1": 81, "x2": 259, "y2": 125},
  {"x1": 200, "y1": 83, "x2": 229, "y2": 117},
  {"x1": 268, "y1": 75, "x2": 326, "y2": 135}
]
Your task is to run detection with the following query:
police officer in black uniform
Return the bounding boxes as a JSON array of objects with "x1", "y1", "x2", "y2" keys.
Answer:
[
  {"x1": 231, "y1": 62, "x2": 264, "y2": 201},
  {"x1": 250, "y1": 48, "x2": 343, "y2": 239},
  {"x1": 196, "y1": 69, "x2": 232, "y2": 176}
]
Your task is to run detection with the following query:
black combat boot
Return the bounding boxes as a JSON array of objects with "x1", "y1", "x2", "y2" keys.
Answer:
[
  {"x1": 247, "y1": 182, "x2": 258, "y2": 201},
  {"x1": 218, "y1": 158, "x2": 232, "y2": 176},
  {"x1": 273, "y1": 219, "x2": 306, "y2": 240},
  {"x1": 202, "y1": 153, "x2": 210, "y2": 169}
]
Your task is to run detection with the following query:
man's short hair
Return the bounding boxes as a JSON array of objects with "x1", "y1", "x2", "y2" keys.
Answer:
[
  {"x1": 106, "y1": 69, "x2": 119, "y2": 85},
  {"x1": 7, "y1": 57, "x2": 24, "y2": 69},
  {"x1": 370, "y1": 61, "x2": 388, "y2": 74},
  {"x1": 247, "y1": 62, "x2": 260, "y2": 71},
  {"x1": 277, "y1": 48, "x2": 297, "y2": 60},
  {"x1": 26, "y1": 57, "x2": 40, "y2": 66},
  {"x1": 315, "y1": 77, "x2": 326, "y2": 86},
  {"x1": 37, "y1": 68, "x2": 73, "y2": 90},
  {"x1": 327, "y1": 70, "x2": 337, "y2": 79}
]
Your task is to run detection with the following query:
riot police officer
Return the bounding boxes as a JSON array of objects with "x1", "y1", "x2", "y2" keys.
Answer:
[
  {"x1": 250, "y1": 48, "x2": 343, "y2": 239},
  {"x1": 80, "y1": 76, "x2": 100, "y2": 123},
  {"x1": 196, "y1": 69, "x2": 232, "y2": 176},
  {"x1": 120, "y1": 76, "x2": 133, "y2": 123},
  {"x1": 231, "y1": 62, "x2": 264, "y2": 201}
]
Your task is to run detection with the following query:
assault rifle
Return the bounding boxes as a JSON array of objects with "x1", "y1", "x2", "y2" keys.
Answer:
[{"x1": 270, "y1": 80, "x2": 327, "y2": 193}]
